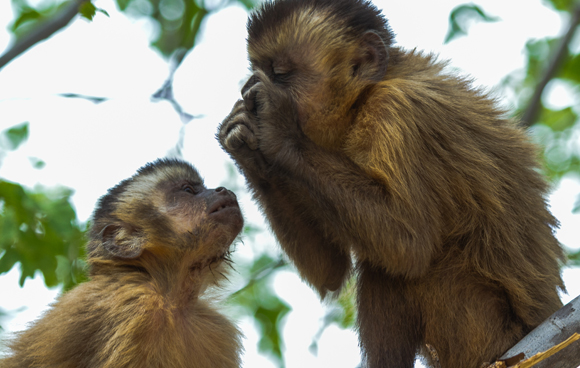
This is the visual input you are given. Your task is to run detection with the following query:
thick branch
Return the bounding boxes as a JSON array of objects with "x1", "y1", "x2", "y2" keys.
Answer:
[
  {"x1": 0, "y1": 0, "x2": 89, "y2": 71},
  {"x1": 499, "y1": 295, "x2": 580, "y2": 368},
  {"x1": 521, "y1": 4, "x2": 580, "y2": 127}
]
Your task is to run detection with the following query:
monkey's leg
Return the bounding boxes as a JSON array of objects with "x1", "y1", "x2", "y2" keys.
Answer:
[
  {"x1": 357, "y1": 261, "x2": 422, "y2": 368},
  {"x1": 418, "y1": 270, "x2": 527, "y2": 368}
]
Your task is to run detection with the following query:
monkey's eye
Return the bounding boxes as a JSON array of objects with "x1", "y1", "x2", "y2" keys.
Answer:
[
  {"x1": 182, "y1": 185, "x2": 198, "y2": 195},
  {"x1": 271, "y1": 68, "x2": 293, "y2": 84},
  {"x1": 273, "y1": 67, "x2": 289, "y2": 75}
]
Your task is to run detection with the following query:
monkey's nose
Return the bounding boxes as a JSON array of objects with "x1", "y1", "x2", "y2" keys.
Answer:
[{"x1": 215, "y1": 186, "x2": 236, "y2": 199}]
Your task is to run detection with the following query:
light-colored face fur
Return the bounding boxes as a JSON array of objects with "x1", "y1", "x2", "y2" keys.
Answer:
[
  {"x1": 88, "y1": 160, "x2": 243, "y2": 280},
  {"x1": 118, "y1": 166, "x2": 208, "y2": 236}
]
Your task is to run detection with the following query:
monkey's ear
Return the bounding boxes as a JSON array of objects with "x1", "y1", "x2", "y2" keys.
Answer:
[
  {"x1": 353, "y1": 31, "x2": 388, "y2": 82},
  {"x1": 101, "y1": 224, "x2": 145, "y2": 259}
]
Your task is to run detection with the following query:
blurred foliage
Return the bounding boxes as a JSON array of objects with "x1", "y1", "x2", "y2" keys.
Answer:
[
  {"x1": 499, "y1": 3, "x2": 580, "y2": 181},
  {"x1": 7, "y1": 0, "x2": 260, "y2": 66},
  {"x1": 1, "y1": 1, "x2": 580, "y2": 367},
  {"x1": 444, "y1": 4, "x2": 499, "y2": 43},
  {"x1": 9, "y1": 0, "x2": 74, "y2": 37},
  {"x1": 0, "y1": 123, "x2": 87, "y2": 290},
  {"x1": 570, "y1": 249, "x2": 580, "y2": 266},
  {"x1": 308, "y1": 279, "x2": 357, "y2": 355},
  {"x1": 78, "y1": 1, "x2": 109, "y2": 21},
  {"x1": 546, "y1": 0, "x2": 577, "y2": 11},
  {"x1": 230, "y1": 251, "x2": 290, "y2": 366}
]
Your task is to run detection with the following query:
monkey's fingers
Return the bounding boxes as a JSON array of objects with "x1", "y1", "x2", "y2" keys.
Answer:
[
  {"x1": 241, "y1": 74, "x2": 259, "y2": 96},
  {"x1": 219, "y1": 100, "x2": 246, "y2": 137},
  {"x1": 243, "y1": 81, "x2": 264, "y2": 113},
  {"x1": 224, "y1": 115, "x2": 259, "y2": 151},
  {"x1": 230, "y1": 99, "x2": 247, "y2": 117}
]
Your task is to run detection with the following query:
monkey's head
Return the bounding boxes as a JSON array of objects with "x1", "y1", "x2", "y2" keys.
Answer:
[
  {"x1": 246, "y1": 0, "x2": 393, "y2": 150},
  {"x1": 87, "y1": 158, "x2": 244, "y2": 276}
]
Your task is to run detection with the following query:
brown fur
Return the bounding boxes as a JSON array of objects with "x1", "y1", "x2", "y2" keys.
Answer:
[
  {"x1": 217, "y1": 0, "x2": 566, "y2": 367},
  {"x1": 0, "y1": 159, "x2": 244, "y2": 368}
]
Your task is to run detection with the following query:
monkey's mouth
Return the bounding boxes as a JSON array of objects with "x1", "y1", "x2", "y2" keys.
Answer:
[
  {"x1": 207, "y1": 198, "x2": 242, "y2": 229},
  {"x1": 208, "y1": 198, "x2": 239, "y2": 215}
]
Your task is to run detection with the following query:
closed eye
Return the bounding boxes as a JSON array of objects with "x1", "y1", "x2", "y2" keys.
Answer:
[
  {"x1": 273, "y1": 67, "x2": 289, "y2": 75},
  {"x1": 272, "y1": 69, "x2": 293, "y2": 84},
  {"x1": 182, "y1": 185, "x2": 198, "y2": 194}
]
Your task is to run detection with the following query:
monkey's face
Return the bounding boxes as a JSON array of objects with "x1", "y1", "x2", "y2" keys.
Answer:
[
  {"x1": 247, "y1": 12, "x2": 385, "y2": 152},
  {"x1": 88, "y1": 160, "x2": 244, "y2": 273},
  {"x1": 159, "y1": 179, "x2": 244, "y2": 250}
]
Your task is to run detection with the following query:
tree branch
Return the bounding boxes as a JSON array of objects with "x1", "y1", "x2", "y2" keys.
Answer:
[
  {"x1": 521, "y1": 3, "x2": 580, "y2": 127},
  {"x1": 0, "y1": 0, "x2": 89, "y2": 71},
  {"x1": 499, "y1": 295, "x2": 580, "y2": 368}
]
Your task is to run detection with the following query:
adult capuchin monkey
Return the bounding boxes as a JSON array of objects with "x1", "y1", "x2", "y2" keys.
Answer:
[
  {"x1": 218, "y1": 0, "x2": 565, "y2": 367},
  {"x1": 0, "y1": 158, "x2": 244, "y2": 368}
]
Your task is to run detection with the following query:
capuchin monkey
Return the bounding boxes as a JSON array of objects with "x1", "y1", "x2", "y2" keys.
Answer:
[
  {"x1": 0, "y1": 158, "x2": 244, "y2": 368},
  {"x1": 218, "y1": 0, "x2": 565, "y2": 367}
]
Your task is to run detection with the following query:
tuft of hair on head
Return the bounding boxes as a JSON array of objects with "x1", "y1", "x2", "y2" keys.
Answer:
[{"x1": 247, "y1": 0, "x2": 394, "y2": 46}]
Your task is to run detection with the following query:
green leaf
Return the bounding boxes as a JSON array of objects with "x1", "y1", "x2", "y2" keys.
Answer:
[
  {"x1": 545, "y1": 0, "x2": 575, "y2": 11},
  {"x1": 229, "y1": 254, "x2": 289, "y2": 365},
  {"x1": 0, "y1": 180, "x2": 86, "y2": 289},
  {"x1": 569, "y1": 249, "x2": 580, "y2": 266},
  {"x1": 79, "y1": 1, "x2": 97, "y2": 21},
  {"x1": 97, "y1": 7, "x2": 110, "y2": 17},
  {"x1": 0, "y1": 248, "x2": 20, "y2": 274},
  {"x1": 444, "y1": 4, "x2": 500, "y2": 44},
  {"x1": 540, "y1": 107, "x2": 577, "y2": 131},
  {"x1": 10, "y1": 7, "x2": 42, "y2": 33},
  {"x1": 254, "y1": 300, "x2": 290, "y2": 363},
  {"x1": 115, "y1": 0, "x2": 134, "y2": 11},
  {"x1": 29, "y1": 157, "x2": 46, "y2": 169},
  {"x1": 560, "y1": 54, "x2": 580, "y2": 84},
  {"x1": 2, "y1": 122, "x2": 29, "y2": 151}
]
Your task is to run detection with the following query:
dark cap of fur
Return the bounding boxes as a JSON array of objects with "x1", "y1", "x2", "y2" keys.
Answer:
[{"x1": 247, "y1": 0, "x2": 394, "y2": 45}]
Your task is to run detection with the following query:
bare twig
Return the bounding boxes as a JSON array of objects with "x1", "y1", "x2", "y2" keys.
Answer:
[
  {"x1": 521, "y1": 3, "x2": 580, "y2": 127},
  {"x1": 0, "y1": 0, "x2": 89, "y2": 71}
]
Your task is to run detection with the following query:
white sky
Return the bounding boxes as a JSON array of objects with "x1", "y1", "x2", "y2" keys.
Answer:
[{"x1": 0, "y1": 0, "x2": 579, "y2": 367}]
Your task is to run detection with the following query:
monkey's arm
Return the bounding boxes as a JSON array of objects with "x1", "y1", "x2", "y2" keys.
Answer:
[
  {"x1": 266, "y1": 141, "x2": 437, "y2": 278},
  {"x1": 255, "y1": 183, "x2": 352, "y2": 295},
  {"x1": 220, "y1": 85, "x2": 439, "y2": 279},
  {"x1": 220, "y1": 100, "x2": 352, "y2": 295}
]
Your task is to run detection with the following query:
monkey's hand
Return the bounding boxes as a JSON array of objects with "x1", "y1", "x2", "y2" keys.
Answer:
[
  {"x1": 218, "y1": 96, "x2": 267, "y2": 175},
  {"x1": 219, "y1": 99, "x2": 259, "y2": 151},
  {"x1": 241, "y1": 73, "x2": 311, "y2": 174}
]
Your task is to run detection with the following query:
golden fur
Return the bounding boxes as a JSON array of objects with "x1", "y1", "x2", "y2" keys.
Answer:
[{"x1": 1, "y1": 159, "x2": 243, "y2": 368}]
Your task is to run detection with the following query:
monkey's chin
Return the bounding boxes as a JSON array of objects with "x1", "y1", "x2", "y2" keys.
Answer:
[
  {"x1": 209, "y1": 206, "x2": 243, "y2": 227},
  {"x1": 207, "y1": 209, "x2": 244, "y2": 242},
  {"x1": 189, "y1": 248, "x2": 232, "y2": 273}
]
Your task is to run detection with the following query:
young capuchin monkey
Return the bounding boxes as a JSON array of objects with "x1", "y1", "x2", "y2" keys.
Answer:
[
  {"x1": 0, "y1": 158, "x2": 244, "y2": 368},
  {"x1": 218, "y1": 0, "x2": 566, "y2": 367}
]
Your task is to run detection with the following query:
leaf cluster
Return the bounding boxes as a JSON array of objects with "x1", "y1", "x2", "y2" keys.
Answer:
[
  {"x1": 229, "y1": 250, "x2": 291, "y2": 366},
  {"x1": 0, "y1": 123, "x2": 87, "y2": 291}
]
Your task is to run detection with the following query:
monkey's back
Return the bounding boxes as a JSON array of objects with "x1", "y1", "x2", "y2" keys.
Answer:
[{"x1": 345, "y1": 48, "x2": 564, "y2": 366}]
